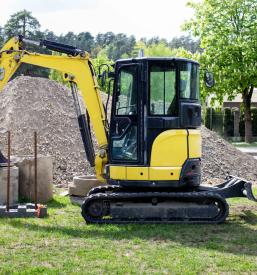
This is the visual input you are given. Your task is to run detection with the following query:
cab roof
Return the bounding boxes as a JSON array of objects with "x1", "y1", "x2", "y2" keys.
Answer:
[{"x1": 116, "y1": 57, "x2": 199, "y2": 65}]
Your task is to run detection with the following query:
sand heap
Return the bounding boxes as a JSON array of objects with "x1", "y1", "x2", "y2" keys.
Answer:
[{"x1": 0, "y1": 76, "x2": 256, "y2": 186}]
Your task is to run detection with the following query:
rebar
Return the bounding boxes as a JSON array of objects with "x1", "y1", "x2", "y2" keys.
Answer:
[
  {"x1": 34, "y1": 132, "x2": 38, "y2": 210},
  {"x1": 6, "y1": 131, "x2": 11, "y2": 211}
]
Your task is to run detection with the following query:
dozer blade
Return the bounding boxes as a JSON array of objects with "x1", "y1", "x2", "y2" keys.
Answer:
[{"x1": 198, "y1": 175, "x2": 257, "y2": 202}]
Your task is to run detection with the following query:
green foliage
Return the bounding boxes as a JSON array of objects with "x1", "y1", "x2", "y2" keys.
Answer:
[
  {"x1": 144, "y1": 42, "x2": 175, "y2": 56},
  {"x1": 105, "y1": 33, "x2": 136, "y2": 60},
  {"x1": 0, "y1": 26, "x2": 4, "y2": 48},
  {"x1": 3, "y1": 10, "x2": 51, "y2": 78},
  {"x1": 184, "y1": 0, "x2": 257, "y2": 142},
  {"x1": 169, "y1": 35, "x2": 201, "y2": 53},
  {"x1": 4, "y1": 10, "x2": 40, "y2": 40},
  {"x1": 133, "y1": 40, "x2": 195, "y2": 59},
  {"x1": 184, "y1": 0, "x2": 257, "y2": 100},
  {"x1": 91, "y1": 51, "x2": 114, "y2": 92}
]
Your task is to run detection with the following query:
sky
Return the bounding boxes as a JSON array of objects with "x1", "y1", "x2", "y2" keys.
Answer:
[{"x1": 0, "y1": 0, "x2": 195, "y2": 40}]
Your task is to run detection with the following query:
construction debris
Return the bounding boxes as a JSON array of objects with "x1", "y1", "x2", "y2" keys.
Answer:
[{"x1": 0, "y1": 76, "x2": 256, "y2": 186}]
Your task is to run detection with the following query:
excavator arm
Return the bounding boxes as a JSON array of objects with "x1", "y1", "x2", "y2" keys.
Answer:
[{"x1": 0, "y1": 36, "x2": 108, "y2": 181}]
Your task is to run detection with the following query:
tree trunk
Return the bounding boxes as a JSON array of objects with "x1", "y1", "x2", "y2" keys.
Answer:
[
  {"x1": 22, "y1": 15, "x2": 26, "y2": 37},
  {"x1": 242, "y1": 86, "x2": 253, "y2": 143}
]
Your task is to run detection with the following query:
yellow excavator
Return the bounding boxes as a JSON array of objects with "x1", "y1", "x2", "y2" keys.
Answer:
[{"x1": 0, "y1": 36, "x2": 256, "y2": 223}]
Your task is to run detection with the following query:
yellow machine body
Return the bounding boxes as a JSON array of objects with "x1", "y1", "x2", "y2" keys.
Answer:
[{"x1": 109, "y1": 129, "x2": 201, "y2": 181}]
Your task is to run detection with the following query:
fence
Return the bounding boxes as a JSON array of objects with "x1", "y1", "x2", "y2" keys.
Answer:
[{"x1": 204, "y1": 107, "x2": 257, "y2": 139}]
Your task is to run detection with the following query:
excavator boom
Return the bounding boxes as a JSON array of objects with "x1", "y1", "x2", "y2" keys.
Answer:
[{"x1": 0, "y1": 36, "x2": 108, "y2": 181}]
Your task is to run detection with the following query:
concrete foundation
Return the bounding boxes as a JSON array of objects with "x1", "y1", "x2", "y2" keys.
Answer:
[
  {"x1": 0, "y1": 166, "x2": 19, "y2": 205},
  {"x1": 69, "y1": 175, "x2": 104, "y2": 197},
  {"x1": 13, "y1": 155, "x2": 53, "y2": 203}
]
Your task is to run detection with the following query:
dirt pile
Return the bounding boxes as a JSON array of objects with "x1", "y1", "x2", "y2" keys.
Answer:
[
  {"x1": 0, "y1": 76, "x2": 105, "y2": 186},
  {"x1": 201, "y1": 126, "x2": 257, "y2": 183},
  {"x1": 0, "y1": 76, "x2": 256, "y2": 186}
]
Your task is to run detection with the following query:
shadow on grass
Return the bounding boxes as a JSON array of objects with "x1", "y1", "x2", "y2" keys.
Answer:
[
  {"x1": 5, "y1": 215, "x2": 257, "y2": 257},
  {"x1": 238, "y1": 211, "x2": 257, "y2": 225}
]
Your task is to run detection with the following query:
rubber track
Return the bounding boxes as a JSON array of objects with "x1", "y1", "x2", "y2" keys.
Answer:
[
  {"x1": 81, "y1": 191, "x2": 229, "y2": 224},
  {"x1": 87, "y1": 185, "x2": 121, "y2": 196}
]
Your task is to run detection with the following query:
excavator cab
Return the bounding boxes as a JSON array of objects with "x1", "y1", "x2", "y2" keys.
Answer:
[{"x1": 107, "y1": 58, "x2": 202, "y2": 188}]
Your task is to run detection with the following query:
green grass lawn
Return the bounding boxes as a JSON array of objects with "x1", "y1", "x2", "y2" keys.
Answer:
[{"x1": 0, "y1": 192, "x2": 256, "y2": 274}]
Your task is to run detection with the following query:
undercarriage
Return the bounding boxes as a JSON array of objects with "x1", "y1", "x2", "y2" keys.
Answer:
[{"x1": 81, "y1": 176, "x2": 256, "y2": 224}]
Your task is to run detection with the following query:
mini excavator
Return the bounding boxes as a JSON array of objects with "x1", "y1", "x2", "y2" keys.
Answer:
[{"x1": 0, "y1": 36, "x2": 256, "y2": 223}]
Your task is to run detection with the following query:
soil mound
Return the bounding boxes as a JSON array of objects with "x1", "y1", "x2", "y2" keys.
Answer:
[
  {"x1": 0, "y1": 76, "x2": 103, "y2": 186},
  {"x1": 201, "y1": 126, "x2": 257, "y2": 183},
  {"x1": 0, "y1": 76, "x2": 256, "y2": 186}
]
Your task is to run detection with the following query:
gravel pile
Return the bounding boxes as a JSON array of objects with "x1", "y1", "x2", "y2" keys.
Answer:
[
  {"x1": 0, "y1": 76, "x2": 106, "y2": 187},
  {"x1": 201, "y1": 126, "x2": 257, "y2": 184},
  {"x1": 0, "y1": 76, "x2": 256, "y2": 186}
]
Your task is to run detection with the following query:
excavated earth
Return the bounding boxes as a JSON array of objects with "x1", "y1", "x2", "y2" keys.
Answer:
[{"x1": 0, "y1": 76, "x2": 256, "y2": 187}]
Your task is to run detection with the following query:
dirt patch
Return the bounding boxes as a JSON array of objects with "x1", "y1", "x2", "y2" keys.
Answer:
[{"x1": 0, "y1": 76, "x2": 256, "y2": 186}]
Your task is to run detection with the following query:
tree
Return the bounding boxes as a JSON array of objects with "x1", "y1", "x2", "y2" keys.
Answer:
[
  {"x1": 58, "y1": 32, "x2": 77, "y2": 46},
  {"x1": 0, "y1": 26, "x2": 4, "y2": 47},
  {"x1": 4, "y1": 10, "x2": 40, "y2": 39},
  {"x1": 184, "y1": 0, "x2": 257, "y2": 143},
  {"x1": 3, "y1": 10, "x2": 51, "y2": 78},
  {"x1": 106, "y1": 33, "x2": 136, "y2": 60},
  {"x1": 96, "y1": 32, "x2": 115, "y2": 48},
  {"x1": 76, "y1": 32, "x2": 95, "y2": 53},
  {"x1": 169, "y1": 35, "x2": 201, "y2": 53}
]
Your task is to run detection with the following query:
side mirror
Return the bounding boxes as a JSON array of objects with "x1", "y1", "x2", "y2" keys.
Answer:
[{"x1": 205, "y1": 71, "x2": 215, "y2": 88}]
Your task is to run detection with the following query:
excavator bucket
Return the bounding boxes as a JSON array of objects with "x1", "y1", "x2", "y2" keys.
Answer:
[{"x1": 198, "y1": 175, "x2": 257, "y2": 202}]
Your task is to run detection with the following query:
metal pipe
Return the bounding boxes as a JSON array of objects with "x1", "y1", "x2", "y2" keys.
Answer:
[
  {"x1": 22, "y1": 38, "x2": 41, "y2": 47},
  {"x1": 6, "y1": 131, "x2": 10, "y2": 212},
  {"x1": 34, "y1": 132, "x2": 38, "y2": 210}
]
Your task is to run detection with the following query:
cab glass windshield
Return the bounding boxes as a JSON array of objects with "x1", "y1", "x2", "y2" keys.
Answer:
[{"x1": 179, "y1": 62, "x2": 199, "y2": 100}]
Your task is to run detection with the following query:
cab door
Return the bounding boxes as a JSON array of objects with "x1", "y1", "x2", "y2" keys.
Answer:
[{"x1": 109, "y1": 64, "x2": 141, "y2": 164}]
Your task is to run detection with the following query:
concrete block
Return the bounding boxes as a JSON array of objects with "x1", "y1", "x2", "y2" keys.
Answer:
[
  {"x1": 0, "y1": 166, "x2": 19, "y2": 206},
  {"x1": 69, "y1": 175, "x2": 104, "y2": 197},
  {"x1": 13, "y1": 155, "x2": 53, "y2": 203}
]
